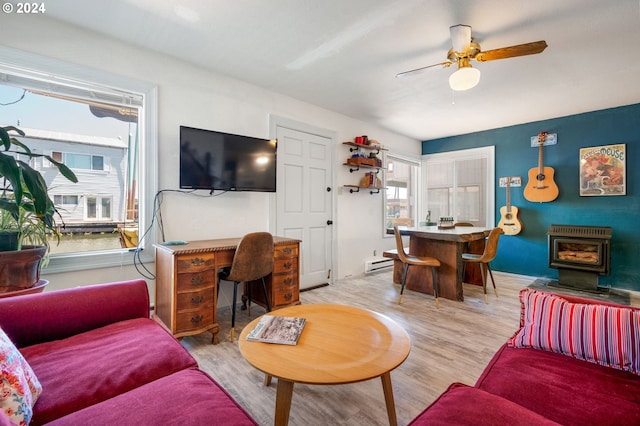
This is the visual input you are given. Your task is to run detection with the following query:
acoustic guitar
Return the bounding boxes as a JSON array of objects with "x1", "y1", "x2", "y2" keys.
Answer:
[
  {"x1": 498, "y1": 177, "x2": 522, "y2": 235},
  {"x1": 524, "y1": 131, "x2": 559, "y2": 202}
]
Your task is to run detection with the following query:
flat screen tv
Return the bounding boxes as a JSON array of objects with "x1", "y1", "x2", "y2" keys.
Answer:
[{"x1": 179, "y1": 126, "x2": 277, "y2": 192}]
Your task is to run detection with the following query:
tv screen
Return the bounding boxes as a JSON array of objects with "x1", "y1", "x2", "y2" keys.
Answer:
[{"x1": 179, "y1": 126, "x2": 277, "y2": 192}]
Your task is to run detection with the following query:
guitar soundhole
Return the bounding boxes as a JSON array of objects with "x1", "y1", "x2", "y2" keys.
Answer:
[
  {"x1": 505, "y1": 213, "x2": 512, "y2": 220},
  {"x1": 536, "y1": 173, "x2": 546, "y2": 181}
]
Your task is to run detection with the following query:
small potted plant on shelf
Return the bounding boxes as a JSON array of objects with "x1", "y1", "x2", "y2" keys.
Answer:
[{"x1": 0, "y1": 125, "x2": 78, "y2": 294}]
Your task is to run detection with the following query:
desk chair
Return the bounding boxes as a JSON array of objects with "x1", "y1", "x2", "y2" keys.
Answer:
[
  {"x1": 218, "y1": 232, "x2": 273, "y2": 342},
  {"x1": 461, "y1": 227, "x2": 503, "y2": 303},
  {"x1": 393, "y1": 226, "x2": 441, "y2": 307}
]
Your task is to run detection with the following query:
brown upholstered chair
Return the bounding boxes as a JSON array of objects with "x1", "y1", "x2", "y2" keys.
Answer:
[
  {"x1": 461, "y1": 227, "x2": 503, "y2": 303},
  {"x1": 393, "y1": 226, "x2": 441, "y2": 307},
  {"x1": 218, "y1": 232, "x2": 273, "y2": 342}
]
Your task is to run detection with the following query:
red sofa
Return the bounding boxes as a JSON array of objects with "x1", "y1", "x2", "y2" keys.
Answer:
[
  {"x1": 410, "y1": 289, "x2": 640, "y2": 425},
  {"x1": 0, "y1": 279, "x2": 257, "y2": 426}
]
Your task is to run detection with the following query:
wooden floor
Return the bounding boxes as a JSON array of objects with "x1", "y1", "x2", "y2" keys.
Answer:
[{"x1": 180, "y1": 270, "x2": 544, "y2": 425}]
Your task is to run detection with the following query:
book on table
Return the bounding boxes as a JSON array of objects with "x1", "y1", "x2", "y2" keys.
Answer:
[{"x1": 246, "y1": 315, "x2": 306, "y2": 345}]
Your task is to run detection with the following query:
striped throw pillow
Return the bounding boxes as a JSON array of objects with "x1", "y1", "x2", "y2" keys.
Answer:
[{"x1": 508, "y1": 289, "x2": 640, "y2": 375}]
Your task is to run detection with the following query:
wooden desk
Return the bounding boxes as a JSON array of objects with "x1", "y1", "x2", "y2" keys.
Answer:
[
  {"x1": 385, "y1": 226, "x2": 489, "y2": 301},
  {"x1": 239, "y1": 304, "x2": 411, "y2": 426},
  {"x1": 154, "y1": 237, "x2": 300, "y2": 344}
]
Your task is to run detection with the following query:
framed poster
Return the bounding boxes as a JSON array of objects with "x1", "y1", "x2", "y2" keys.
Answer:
[{"x1": 579, "y1": 144, "x2": 626, "y2": 196}]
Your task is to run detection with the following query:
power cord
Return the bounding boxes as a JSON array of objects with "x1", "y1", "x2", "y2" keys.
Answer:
[{"x1": 132, "y1": 188, "x2": 228, "y2": 279}]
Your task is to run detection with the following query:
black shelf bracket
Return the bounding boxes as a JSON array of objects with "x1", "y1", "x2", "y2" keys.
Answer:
[
  {"x1": 349, "y1": 187, "x2": 360, "y2": 193},
  {"x1": 349, "y1": 166, "x2": 360, "y2": 173},
  {"x1": 369, "y1": 188, "x2": 381, "y2": 194}
]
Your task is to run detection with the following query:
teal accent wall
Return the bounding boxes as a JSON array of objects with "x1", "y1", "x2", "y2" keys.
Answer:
[{"x1": 422, "y1": 104, "x2": 639, "y2": 291}]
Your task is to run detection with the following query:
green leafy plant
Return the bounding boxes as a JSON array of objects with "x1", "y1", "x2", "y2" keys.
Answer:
[{"x1": 0, "y1": 125, "x2": 78, "y2": 250}]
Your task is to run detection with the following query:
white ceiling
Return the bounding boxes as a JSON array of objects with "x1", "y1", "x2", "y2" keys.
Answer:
[{"x1": 44, "y1": 0, "x2": 640, "y2": 141}]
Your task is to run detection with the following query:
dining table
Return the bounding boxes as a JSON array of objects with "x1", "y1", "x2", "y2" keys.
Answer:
[{"x1": 385, "y1": 225, "x2": 490, "y2": 301}]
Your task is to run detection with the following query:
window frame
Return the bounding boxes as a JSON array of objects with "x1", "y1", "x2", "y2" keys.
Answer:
[
  {"x1": 0, "y1": 45, "x2": 158, "y2": 273},
  {"x1": 421, "y1": 146, "x2": 495, "y2": 227},
  {"x1": 383, "y1": 152, "x2": 422, "y2": 236}
]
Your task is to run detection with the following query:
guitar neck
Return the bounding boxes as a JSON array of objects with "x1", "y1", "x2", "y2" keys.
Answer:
[
  {"x1": 506, "y1": 180, "x2": 511, "y2": 212},
  {"x1": 538, "y1": 142, "x2": 544, "y2": 173}
]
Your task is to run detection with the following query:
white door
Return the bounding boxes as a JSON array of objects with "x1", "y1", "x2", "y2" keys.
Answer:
[{"x1": 275, "y1": 125, "x2": 333, "y2": 290}]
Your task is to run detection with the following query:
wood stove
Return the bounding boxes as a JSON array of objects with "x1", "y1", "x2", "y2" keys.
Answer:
[{"x1": 547, "y1": 224, "x2": 611, "y2": 292}]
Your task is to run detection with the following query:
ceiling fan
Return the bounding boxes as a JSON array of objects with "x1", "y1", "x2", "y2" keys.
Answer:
[{"x1": 396, "y1": 24, "x2": 547, "y2": 91}]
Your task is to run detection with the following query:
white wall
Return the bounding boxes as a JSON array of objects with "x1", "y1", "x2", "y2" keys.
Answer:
[{"x1": 2, "y1": 15, "x2": 420, "y2": 298}]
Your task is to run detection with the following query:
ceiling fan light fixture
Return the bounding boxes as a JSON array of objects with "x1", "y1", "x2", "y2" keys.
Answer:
[
  {"x1": 450, "y1": 24, "x2": 472, "y2": 54},
  {"x1": 449, "y1": 66, "x2": 481, "y2": 91}
]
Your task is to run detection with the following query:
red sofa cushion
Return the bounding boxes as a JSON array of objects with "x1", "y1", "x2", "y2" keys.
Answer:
[
  {"x1": 21, "y1": 318, "x2": 197, "y2": 425},
  {"x1": 46, "y1": 368, "x2": 257, "y2": 426},
  {"x1": 475, "y1": 344, "x2": 640, "y2": 426},
  {"x1": 409, "y1": 383, "x2": 560, "y2": 425},
  {"x1": 0, "y1": 279, "x2": 150, "y2": 348}
]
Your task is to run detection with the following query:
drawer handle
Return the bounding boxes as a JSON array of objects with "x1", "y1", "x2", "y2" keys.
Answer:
[
  {"x1": 284, "y1": 293, "x2": 292, "y2": 301},
  {"x1": 282, "y1": 247, "x2": 293, "y2": 255},
  {"x1": 283, "y1": 261, "x2": 293, "y2": 269},
  {"x1": 283, "y1": 277, "x2": 293, "y2": 285},
  {"x1": 191, "y1": 315, "x2": 203, "y2": 324},
  {"x1": 191, "y1": 296, "x2": 204, "y2": 305},
  {"x1": 191, "y1": 257, "x2": 206, "y2": 266},
  {"x1": 191, "y1": 276, "x2": 204, "y2": 286}
]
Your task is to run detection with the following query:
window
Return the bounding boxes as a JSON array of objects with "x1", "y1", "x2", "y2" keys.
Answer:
[
  {"x1": 0, "y1": 46, "x2": 157, "y2": 273},
  {"x1": 53, "y1": 195, "x2": 79, "y2": 205},
  {"x1": 52, "y1": 152, "x2": 106, "y2": 171},
  {"x1": 422, "y1": 146, "x2": 495, "y2": 226},
  {"x1": 85, "y1": 196, "x2": 113, "y2": 220},
  {"x1": 384, "y1": 154, "x2": 420, "y2": 230}
]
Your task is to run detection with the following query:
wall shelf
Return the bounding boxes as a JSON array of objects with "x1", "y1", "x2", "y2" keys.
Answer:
[
  {"x1": 343, "y1": 163, "x2": 385, "y2": 173},
  {"x1": 344, "y1": 185, "x2": 385, "y2": 194},
  {"x1": 342, "y1": 141, "x2": 388, "y2": 155},
  {"x1": 343, "y1": 140, "x2": 385, "y2": 194}
]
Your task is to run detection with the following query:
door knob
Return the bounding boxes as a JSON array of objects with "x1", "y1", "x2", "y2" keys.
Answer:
[{"x1": 327, "y1": 220, "x2": 333, "y2": 225}]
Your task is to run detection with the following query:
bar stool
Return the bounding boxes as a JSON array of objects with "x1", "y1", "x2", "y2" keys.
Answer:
[
  {"x1": 218, "y1": 232, "x2": 273, "y2": 342},
  {"x1": 393, "y1": 226, "x2": 441, "y2": 307},
  {"x1": 461, "y1": 227, "x2": 503, "y2": 303}
]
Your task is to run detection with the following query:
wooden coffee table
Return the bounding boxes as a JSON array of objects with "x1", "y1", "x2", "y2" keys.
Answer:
[{"x1": 238, "y1": 303, "x2": 411, "y2": 426}]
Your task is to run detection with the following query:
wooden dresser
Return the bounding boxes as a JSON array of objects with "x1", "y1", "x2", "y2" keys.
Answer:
[{"x1": 154, "y1": 237, "x2": 300, "y2": 344}]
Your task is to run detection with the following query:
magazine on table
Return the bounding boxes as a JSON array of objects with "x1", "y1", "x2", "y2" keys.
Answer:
[{"x1": 246, "y1": 315, "x2": 306, "y2": 345}]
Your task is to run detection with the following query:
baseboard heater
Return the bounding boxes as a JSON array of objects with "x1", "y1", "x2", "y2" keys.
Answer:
[{"x1": 364, "y1": 257, "x2": 394, "y2": 274}]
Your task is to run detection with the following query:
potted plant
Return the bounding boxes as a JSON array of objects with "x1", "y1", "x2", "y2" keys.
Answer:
[{"x1": 0, "y1": 125, "x2": 78, "y2": 294}]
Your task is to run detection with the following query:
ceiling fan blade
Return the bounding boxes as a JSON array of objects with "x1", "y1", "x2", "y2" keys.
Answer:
[
  {"x1": 396, "y1": 61, "x2": 452, "y2": 78},
  {"x1": 474, "y1": 40, "x2": 547, "y2": 62}
]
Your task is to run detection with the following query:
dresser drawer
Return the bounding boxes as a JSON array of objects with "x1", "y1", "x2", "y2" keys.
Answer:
[
  {"x1": 176, "y1": 271, "x2": 215, "y2": 292},
  {"x1": 176, "y1": 287, "x2": 214, "y2": 311},
  {"x1": 274, "y1": 244, "x2": 298, "y2": 259},
  {"x1": 176, "y1": 253, "x2": 215, "y2": 273},
  {"x1": 176, "y1": 305, "x2": 214, "y2": 333},
  {"x1": 273, "y1": 257, "x2": 298, "y2": 274},
  {"x1": 272, "y1": 273, "x2": 299, "y2": 306}
]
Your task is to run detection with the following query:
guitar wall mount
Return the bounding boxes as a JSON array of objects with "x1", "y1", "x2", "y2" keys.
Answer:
[{"x1": 530, "y1": 133, "x2": 557, "y2": 147}]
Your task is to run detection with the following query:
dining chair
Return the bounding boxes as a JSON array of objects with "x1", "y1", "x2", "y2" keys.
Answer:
[
  {"x1": 461, "y1": 227, "x2": 503, "y2": 303},
  {"x1": 393, "y1": 225, "x2": 441, "y2": 307},
  {"x1": 218, "y1": 232, "x2": 273, "y2": 342}
]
